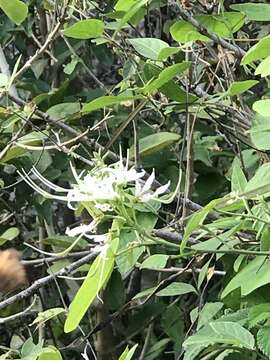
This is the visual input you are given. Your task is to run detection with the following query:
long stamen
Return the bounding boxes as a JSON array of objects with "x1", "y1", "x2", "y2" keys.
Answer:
[
  {"x1": 70, "y1": 161, "x2": 85, "y2": 184},
  {"x1": 24, "y1": 231, "x2": 85, "y2": 257},
  {"x1": 32, "y1": 167, "x2": 69, "y2": 192},
  {"x1": 18, "y1": 169, "x2": 68, "y2": 201}
]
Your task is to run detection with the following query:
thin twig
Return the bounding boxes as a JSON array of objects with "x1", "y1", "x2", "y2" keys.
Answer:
[
  {"x1": 13, "y1": 22, "x2": 62, "y2": 81},
  {"x1": 175, "y1": 3, "x2": 246, "y2": 58},
  {"x1": 0, "y1": 251, "x2": 98, "y2": 311}
]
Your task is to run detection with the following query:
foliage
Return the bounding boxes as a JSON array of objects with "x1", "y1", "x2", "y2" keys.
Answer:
[{"x1": 0, "y1": 0, "x2": 270, "y2": 359}]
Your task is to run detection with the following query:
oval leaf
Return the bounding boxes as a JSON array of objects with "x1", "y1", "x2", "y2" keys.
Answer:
[
  {"x1": 82, "y1": 95, "x2": 142, "y2": 113},
  {"x1": 39, "y1": 346, "x2": 63, "y2": 360},
  {"x1": 257, "y1": 326, "x2": 270, "y2": 356},
  {"x1": 231, "y1": 3, "x2": 270, "y2": 22},
  {"x1": 227, "y1": 80, "x2": 258, "y2": 96},
  {"x1": 0, "y1": 0, "x2": 28, "y2": 25},
  {"x1": 140, "y1": 255, "x2": 169, "y2": 270},
  {"x1": 221, "y1": 256, "x2": 270, "y2": 298},
  {"x1": 157, "y1": 282, "x2": 197, "y2": 296},
  {"x1": 184, "y1": 321, "x2": 254, "y2": 349},
  {"x1": 64, "y1": 19, "x2": 104, "y2": 39},
  {"x1": 253, "y1": 99, "x2": 270, "y2": 117},
  {"x1": 130, "y1": 132, "x2": 181, "y2": 158},
  {"x1": 241, "y1": 35, "x2": 270, "y2": 65},
  {"x1": 170, "y1": 20, "x2": 210, "y2": 43},
  {"x1": 255, "y1": 55, "x2": 270, "y2": 77},
  {"x1": 143, "y1": 62, "x2": 191, "y2": 94},
  {"x1": 128, "y1": 38, "x2": 169, "y2": 60}
]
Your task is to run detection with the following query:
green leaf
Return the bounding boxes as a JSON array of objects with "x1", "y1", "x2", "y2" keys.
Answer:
[
  {"x1": 21, "y1": 338, "x2": 43, "y2": 360},
  {"x1": 81, "y1": 95, "x2": 142, "y2": 113},
  {"x1": 244, "y1": 163, "x2": 270, "y2": 196},
  {"x1": 221, "y1": 256, "x2": 270, "y2": 298},
  {"x1": 0, "y1": 227, "x2": 19, "y2": 245},
  {"x1": 241, "y1": 35, "x2": 270, "y2": 65},
  {"x1": 118, "y1": 344, "x2": 138, "y2": 360},
  {"x1": 157, "y1": 47, "x2": 180, "y2": 61},
  {"x1": 197, "y1": 302, "x2": 224, "y2": 330},
  {"x1": 143, "y1": 62, "x2": 197, "y2": 103},
  {"x1": 132, "y1": 286, "x2": 157, "y2": 299},
  {"x1": 198, "y1": 259, "x2": 211, "y2": 288},
  {"x1": 257, "y1": 326, "x2": 270, "y2": 356},
  {"x1": 116, "y1": 229, "x2": 145, "y2": 276},
  {"x1": 171, "y1": 12, "x2": 244, "y2": 44},
  {"x1": 181, "y1": 198, "x2": 221, "y2": 253},
  {"x1": 47, "y1": 103, "x2": 81, "y2": 121},
  {"x1": 0, "y1": 131, "x2": 50, "y2": 162},
  {"x1": 231, "y1": 3, "x2": 270, "y2": 21},
  {"x1": 253, "y1": 99, "x2": 270, "y2": 117},
  {"x1": 133, "y1": 282, "x2": 196, "y2": 299},
  {"x1": 261, "y1": 228, "x2": 270, "y2": 251},
  {"x1": 214, "y1": 350, "x2": 240, "y2": 360},
  {"x1": 249, "y1": 114, "x2": 270, "y2": 150},
  {"x1": 184, "y1": 321, "x2": 255, "y2": 349},
  {"x1": 114, "y1": 0, "x2": 146, "y2": 25},
  {"x1": 144, "y1": 338, "x2": 170, "y2": 359},
  {"x1": 183, "y1": 345, "x2": 205, "y2": 360},
  {"x1": 18, "y1": 131, "x2": 49, "y2": 144},
  {"x1": 249, "y1": 303, "x2": 270, "y2": 328},
  {"x1": 156, "y1": 282, "x2": 197, "y2": 297},
  {"x1": 64, "y1": 246, "x2": 115, "y2": 332},
  {"x1": 142, "y1": 62, "x2": 191, "y2": 94},
  {"x1": 31, "y1": 308, "x2": 65, "y2": 326},
  {"x1": 130, "y1": 132, "x2": 181, "y2": 158},
  {"x1": 226, "y1": 80, "x2": 258, "y2": 96},
  {"x1": 0, "y1": 0, "x2": 28, "y2": 25},
  {"x1": 255, "y1": 55, "x2": 270, "y2": 77},
  {"x1": 39, "y1": 347, "x2": 62, "y2": 360},
  {"x1": 161, "y1": 305, "x2": 184, "y2": 342},
  {"x1": 114, "y1": 0, "x2": 150, "y2": 35},
  {"x1": 115, "y1": 0, "x2": 137, "y2": 11},
  {"x1": 64, "y1": 19, "x2": 104, "y2": 39},
  {"x1": 170, "y1": 20, "x2": 210, "y2": 43},
  {"x1": 128, "y1": 38, "x2": 169, "y2": 60},
  {"x1": 140, "y1": 255, "x2": 169, "y2": 270},
  {"x1": 196, "y1": 12, "x2": 245, "y2": 38},
  {"x1": 231, "y1": 158, "x2": 247, "y2": 192},
  {"x1": 0, "y1": 146, "x2": 27, "y2": 163}
]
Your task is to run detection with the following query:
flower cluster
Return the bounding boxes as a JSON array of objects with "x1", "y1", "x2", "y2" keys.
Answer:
[{"x1": 19, "y1": 155, "x2": 170, "y2": 256}]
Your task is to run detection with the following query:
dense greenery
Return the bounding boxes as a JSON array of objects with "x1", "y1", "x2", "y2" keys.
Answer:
[{"x1": 1, "y1": 0, "x2": 270, "y2": 359}]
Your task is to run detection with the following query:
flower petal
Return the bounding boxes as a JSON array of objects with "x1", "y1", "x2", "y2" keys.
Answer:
[
  {"x1": 86, "y1": 234, "x2": 108, "y2": 243},
  {"x1": 153, "y1": 181, "x2": 171, "y2": 197},
  {"x1": 142, "y1": 170, "x2": 155, "y2": 193},
  {"x1": 65, "y1": 221, "x2": 97, "y2": 237}
]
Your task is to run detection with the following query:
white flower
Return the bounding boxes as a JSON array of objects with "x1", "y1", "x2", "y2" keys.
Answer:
[
  {"x1": 65, "y1": 220, "x2": 97, "y2": 237},
  {"x1": 86, "y1": 234, "x2": 108, "y2": 243},
  {"x1": 66, "y1": 174, "x2": 118, "y2": 210},
  {"x1": 107, "y1": 155, "x2": 145, "y2": 185},
  {"x1": 19, "y1": 155, "x2": 169, "y2": 210},
  {"x1": 135, "y1": 170, "x2": 170, "y2": 202}
]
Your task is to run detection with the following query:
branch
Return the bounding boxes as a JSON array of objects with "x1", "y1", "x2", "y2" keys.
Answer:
[
  {"x1": 7, "y1": 94, "x2": 206, "y2": 216},
  {"x1": 0, "y1": 295, "x2": 38, "y2": 324},
  {"x1": 0, "y1": 251, "x2": 98, "y2": 311},
  {"x1": 13, "y1": 22, "x2": 62, "y2": 81},
  {"x1": 22, "y1": 250, "x2": 92, "y2": 266},
  {"x1": 176, "y1": 4, "x2": 246, "y2": 58}
]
